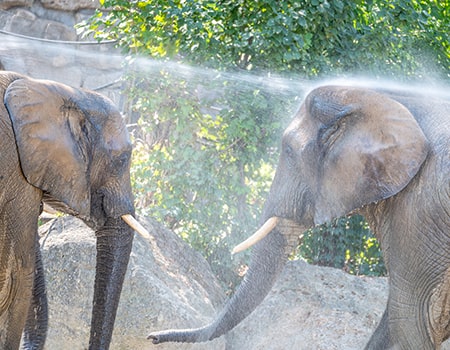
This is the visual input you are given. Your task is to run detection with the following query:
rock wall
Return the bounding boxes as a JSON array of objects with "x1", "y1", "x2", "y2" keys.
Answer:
[
  {"x1": 0, "y1": 0, "x2": 99, "y2": 41},
  {"x1": 0, "y1": 0, "x2": 124, "y2": 106}
]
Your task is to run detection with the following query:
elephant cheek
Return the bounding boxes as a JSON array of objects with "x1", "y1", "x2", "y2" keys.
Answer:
[{"x1": 104, "y1": 195, "x2": 134, "y2": 218}]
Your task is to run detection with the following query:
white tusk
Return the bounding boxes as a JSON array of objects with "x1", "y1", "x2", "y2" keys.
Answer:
[
  {"x1": 42, "y1": 203, "x2": 59, "y2": 215},
  {"x1": 232, "y1": 217, "x2": 279, "y2": 254},
  {"x1": 121, "y1": 214, "x2": 151, "y2": 241}
]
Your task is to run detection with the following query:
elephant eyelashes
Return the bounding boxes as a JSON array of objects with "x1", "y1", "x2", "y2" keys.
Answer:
[
  {"x1": 318, "y1": 122, "x2": 341, "y2": 147},
  {"x1": 112, "y1": 152, "x2": 131, "y2": 173},
  {"x1": 284, "y1": 144, "x2": 294, "y2": 159},
  {"x1": 283, "y1": 144, "x2": 298, "y2": 168}
]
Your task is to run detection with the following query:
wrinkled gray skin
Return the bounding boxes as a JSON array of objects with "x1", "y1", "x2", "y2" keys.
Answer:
[
  {"x1": 0, "y1": 71, "x2": 135, "y2": 350},
  {"x1": 149, "y1": 85, "x2": 450, "y2": 349}
]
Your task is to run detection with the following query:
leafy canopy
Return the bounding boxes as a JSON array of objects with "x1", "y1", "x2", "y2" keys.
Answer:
[{"x1": 85, "y1": 0, "x2": 449, "y2": 77}]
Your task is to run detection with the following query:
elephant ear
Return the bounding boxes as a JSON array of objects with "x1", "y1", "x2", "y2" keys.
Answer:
[
  {"x1": 4, "y1": 77, "x2": 91, "y2": 218},
  {"x1": 312, "y1": 86, "x2": 429, "y2": 224}
]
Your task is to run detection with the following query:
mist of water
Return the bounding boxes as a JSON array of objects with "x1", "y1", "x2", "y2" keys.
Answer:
[
  {"x1": 0, "y1": 30, "x2": 313, "y2": 116},
  {"x1": 2, "y1": 29, "x2": 448, "y2": 121}
]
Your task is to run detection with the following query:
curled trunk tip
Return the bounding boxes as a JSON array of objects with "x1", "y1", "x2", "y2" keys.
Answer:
[{"x1": 147, "y1": 326, "x2": 212, "y2": 344}]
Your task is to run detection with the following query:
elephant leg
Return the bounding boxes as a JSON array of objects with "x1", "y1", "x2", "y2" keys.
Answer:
[
  {"x1": 380, "y1": 233, "x2": 450, "y2": 349},
  {"x1": 0, "y1": 193, "x2": 41, "y2": 349},
  {"x1": 367, "y1": 290, "x2": 435, "y2": 349},
  {"x1": 21, "y1": 236, "x2": 48, "y2": 350},
  {"x1": 365, "y1": 307, "x2": 391, "y2": 350},
  {"x1": 0, "y1": 238, "x2": 35, "y2": 349},
  {"x1": 389, "y1": 293, "x2": 435, "y2": 349}
]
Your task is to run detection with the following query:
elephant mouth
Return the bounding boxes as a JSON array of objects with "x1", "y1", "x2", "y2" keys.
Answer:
[
  {"x1": 42, "y1": 193, "x2": 150, "y2": 240},
  {"x1": 94, "y1": 189, "x2": 150, "y2": 239},
  {"x1": 42, "y1": 193, "x2": 79, "y2": 217}
]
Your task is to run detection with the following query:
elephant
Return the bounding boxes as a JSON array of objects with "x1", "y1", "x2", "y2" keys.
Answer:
[
  {"x1": 0, "y1": 71, "x2": 148, "y2": 349},
  {"x1": 148, "y1": 84, "x2": 450, "y2": 349}
]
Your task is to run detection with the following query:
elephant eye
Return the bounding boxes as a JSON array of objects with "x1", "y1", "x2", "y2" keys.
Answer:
[
  {"x1": 285, "y1": 144, "x2": 294, "y2": 158},
  {"x1": 284, "y1": 144, "x2": 296, "y2": 166},
  {"x1": 319, "y1": 123, "x2": 341, "y2": 146},
  {"x1": 113, "y1": 152, "x2": 130, "y2": 171}
]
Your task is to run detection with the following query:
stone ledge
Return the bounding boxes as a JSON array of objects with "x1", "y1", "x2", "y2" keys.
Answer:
[{"x1": 40, "y1": 0, "x2": 100, "y2": 11}]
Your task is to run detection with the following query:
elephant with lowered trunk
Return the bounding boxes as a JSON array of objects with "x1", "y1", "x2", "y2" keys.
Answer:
[
  {"x1": 149, "y1": 84, "x2": 450, "y2": 349},
  {"x1": 0, "y1": 71, "x2": 148, "y2": 349}
]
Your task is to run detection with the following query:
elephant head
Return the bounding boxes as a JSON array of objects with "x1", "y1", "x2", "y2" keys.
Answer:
[
  {"x1": 148, "y1": 85, "x2": 432, "y2": 345},
  {"x1": 0, "y1": 71, "x2": 148, "y2": 349}
]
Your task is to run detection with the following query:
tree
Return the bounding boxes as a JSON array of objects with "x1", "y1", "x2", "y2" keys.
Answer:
[{"x1": 82, "y1": 0, "x2": 449, "y2": 77}]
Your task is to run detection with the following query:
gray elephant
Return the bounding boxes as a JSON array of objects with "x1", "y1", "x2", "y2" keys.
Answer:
[
  {"x1": 149, "y1": 84, "x2": 450, "y2": 349},
  {"x1": 0, "y1": 71, "x2": 148, "y2": 349}
]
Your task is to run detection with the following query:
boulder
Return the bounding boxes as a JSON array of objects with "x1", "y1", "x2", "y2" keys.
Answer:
[
  {"x1": 39, "y1": 216, "x2": 388, "y2": 350},
  {"x1": 39, "y1": 216, "x2": 226, "y2": 350},
  {"x1": 40, "y1": 0, "x2": 100, "y2": 11},
  {"x1": 230, "y1": 259, "x2": 450, "y2": 349},
  {"x1": 0, "y1": 0, "x2": 33, "y2": 10},
  {"x1": 229, "y1": 260, "x2": 388, "y2": 350}
]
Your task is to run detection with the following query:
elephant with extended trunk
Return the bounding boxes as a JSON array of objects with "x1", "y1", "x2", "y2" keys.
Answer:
[
  {"x1": 0, "y1": 71, "x2": 148, "y2": 349},
  {"x1": 149, "y1": 84, "x2": 450, "y2": 349}
]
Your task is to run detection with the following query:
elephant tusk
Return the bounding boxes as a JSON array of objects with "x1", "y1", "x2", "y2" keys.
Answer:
[
  {"x1": 121, "y1": 214, "x2": 151, "y2": 241},
  {"x1": 232, "y1": 217, "x2": 279, "y2": 254}
]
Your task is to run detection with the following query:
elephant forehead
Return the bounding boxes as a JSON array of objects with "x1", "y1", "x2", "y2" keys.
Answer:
[
  {"x1": 284, "y1": 107, "x2": 317, "y2": 148},
  {"x1": 309, "y1": 85, "x2": 384, "y2": 108},
  {"x1": 102, "y1": 113, "x2": 132, "y2": 151}
]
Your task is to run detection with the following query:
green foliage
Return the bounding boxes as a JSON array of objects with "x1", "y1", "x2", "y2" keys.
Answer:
[
  {"x1": 126, "y1": 64, "x2": 299, "y2": 286},
  {"x1": 80, "y1": 0, "x2": 449, "y2": 77},
  {"x1": 78, "y1": 0, "x2": 448, "y2": 283},
  {"x1": 297, "y1": 215, "x2": 386, "y2": 276}
]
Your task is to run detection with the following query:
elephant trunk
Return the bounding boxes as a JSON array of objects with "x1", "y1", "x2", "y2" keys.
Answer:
[
  {"x1": 149, "y1": 223, "x2": 294, "y2": 344},
  {"x1": 89, "y1": 217, "x2": 134, "y2": 349}
]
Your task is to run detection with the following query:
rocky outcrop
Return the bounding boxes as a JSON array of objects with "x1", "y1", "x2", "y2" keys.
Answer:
[
  {"x1": 39, "y1": 216, "x2": 226, "y2": 350},
  {"x1": 38, "y1": 216, "x2": 387, "y2": 350}
]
